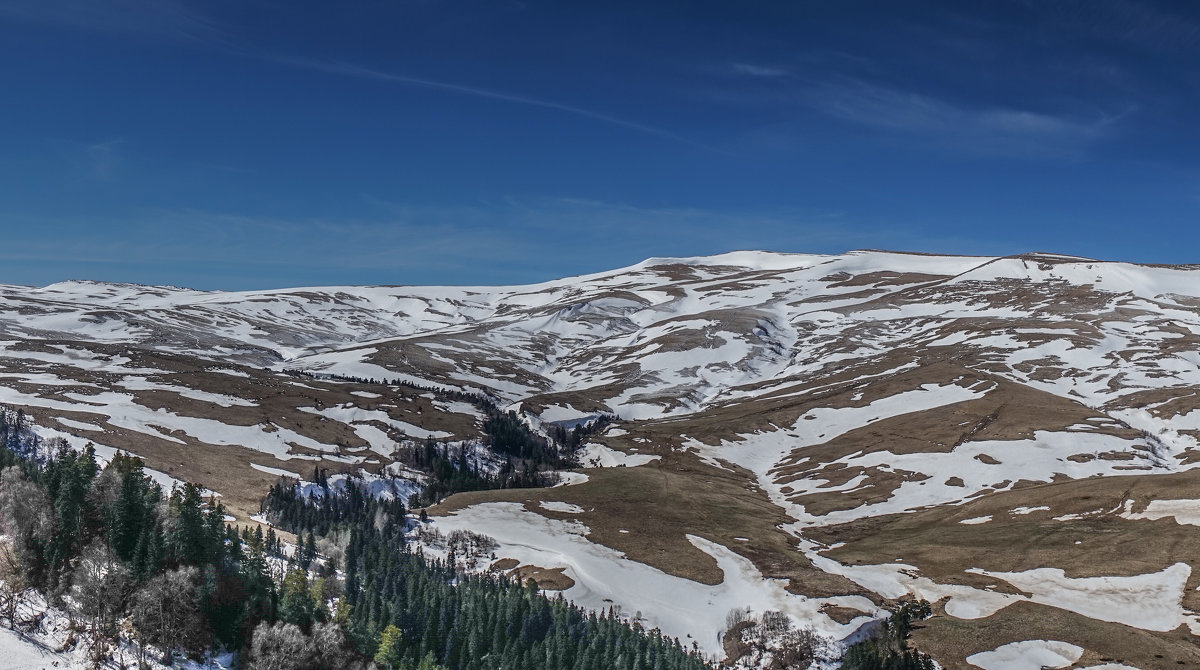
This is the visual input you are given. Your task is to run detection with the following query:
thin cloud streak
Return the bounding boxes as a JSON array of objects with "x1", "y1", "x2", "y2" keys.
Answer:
[
  {"x1": 0, "y1": 0, "x2": 706, "y2": 149},
  {"x1": 0, "y1": 0, "x2": 221, "y2": 42},
  {"x1": 260, "y1": 55, "x2": 708, "y2": 150},
  {"x1": 807, "y1": 78, "x2": 1133, "y2": 157},
  {"x1": 729, "y1": 63, "x2": 790, "y2": 78},
  {"x1": 701, "y1": 56, "x2": 1134, "y2": 158}
]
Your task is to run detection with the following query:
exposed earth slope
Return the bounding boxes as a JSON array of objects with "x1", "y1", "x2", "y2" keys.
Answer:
[{"x1": 3, "y1": 249, "x2": 1200, "y2": 668}]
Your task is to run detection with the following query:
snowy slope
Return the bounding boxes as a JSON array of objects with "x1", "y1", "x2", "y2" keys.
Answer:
[{"x1": 3, "y1": 249, "x2": 1200, "y2": 668}]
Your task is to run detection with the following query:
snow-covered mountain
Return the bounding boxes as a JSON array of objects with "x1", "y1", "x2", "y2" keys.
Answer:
[{"x1": 3, "y1": 249, "x2": 1200, "y2": 668}]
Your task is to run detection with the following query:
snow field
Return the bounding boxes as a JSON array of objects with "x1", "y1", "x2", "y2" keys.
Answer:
[
  {"x1": 299, "y1": 403, "x2": 454, "y2": 441},
  {"x1": 428, "y1": 503, "x2": 878, "y2": 657},
  {"x1": 5, "y1": 250, "x2": 1200, "y2": 667},
  {"x1": 967, "y1": 563, "x2": 1195, "y2": 631}
]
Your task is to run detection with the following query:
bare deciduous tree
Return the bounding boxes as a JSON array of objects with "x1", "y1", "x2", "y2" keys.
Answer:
[
  {"x1": 0, "y1": 467, "x2": 53, "y2": 583},
  {"x1": 71, "y1": 541, "x2": 132, "y2": 667},
  {"x1": 0, "y1": 543, "x2": 28, "y2": 628},
  {"x1": 130, "y1": 566, "x2": 209, "y2": 663},
  {"x1": 249, "y1": 621, "x2": 317, "y2": 670}
]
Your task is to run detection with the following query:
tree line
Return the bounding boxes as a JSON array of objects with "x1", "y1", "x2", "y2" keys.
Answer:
[
  {"x1": 0, "y1": 405, "x2": 358, "y2": 667},
  {"x1": 263, "y1": 479, "x2": 717, "y2": 670},
  {"x1": 840, "y1": 600, "x2": 937, "y2": 670},
  {"x1": 0, "y1": 406, "x2": 716, "y2": 669},
  {"x1": 285, "y1": 370, "x2": 614, "y2": 508},
  {"x1": 0, "y1": 442, "x2": 285, "y2": 665}
]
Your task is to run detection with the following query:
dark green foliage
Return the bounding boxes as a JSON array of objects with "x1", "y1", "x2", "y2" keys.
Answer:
[
  {"x1": 483, "y1": 410, "x2": 556, "y2": 461},
  {"x1": 262, "y1": 477, "x2": 406, "y2": 538},
  {"x1": 545, "y1": 416, "x2": 612, "y2": 458},
  {"x1": 281, "y1": 373, "x2": 603, "y2": 507},
  {"x1": 0, "y1": 435, "x2": 277, "y2": 652},
  {"x1": 3, "y1": 401, "x2": 707, "y2": 669},
  {"x1": 0, "y1": 407, "x2": 41, "y2": 466},
  {"x1": 268, "y1": 482, "x2": 715, "y2": 670},
  {"x1": 109, "y1": 452, "x2": 153, "y2": 562},
  {"x1": 840, "y1": 600, "x2": 936, "y2": 670},
  {"x1": 280, "y1": 568, "x2": 322, "y2": 630}
]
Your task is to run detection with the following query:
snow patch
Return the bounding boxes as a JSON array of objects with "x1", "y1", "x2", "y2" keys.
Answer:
[
  {"x1": 1121, "y1": 498, "x2": 1200, "y2": 526},
  {"x1": 966, "y1": 640, "x2": 1083, "y2": 670},
  {"x1": 539, "y1": 501, "x2": 585, "y2": 514},
  {"x1": 576, "y1": 442, "x2": 660, "y2": 468},
  {"x1": 960, "y1": 515, "x2": 992, "y2": 525},
  {"x1": 968, "y1": 563, "x2": 1192, "y2": 631}
]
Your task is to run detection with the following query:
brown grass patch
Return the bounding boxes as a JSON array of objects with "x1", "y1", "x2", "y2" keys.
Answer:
[
  {"x1": 508, "y1": 565, "x2": 575, "y2": 591},
  {"x1": 434, "y1": 451, "x2": 871, "y2": 599},
  {"x1": 913, "y1": 601, "x2": 1200, "y2": 670}
]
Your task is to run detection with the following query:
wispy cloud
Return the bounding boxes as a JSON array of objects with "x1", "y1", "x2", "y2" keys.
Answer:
[
  {"x1": 705, "y1": 68, "x2": 1131, "y2": 158},
  {"x1": 0, "y1": 0, "x2": 700, "y2": 149},
  {"x1": 260, "y1": 56, "x2": 706, "y2": 149},
  {"x1": 0, "y1": 0, "x2": 219, "y2": 42},
  {"x1": 809, "y1": 78, "x2": 1130, "y2": 156},
  {"x1": 39, "y1": 137, "x2": 129, "y2": 181},
  {"x1": 729, "y1": 63, "x2": 790, "y2": 78}
]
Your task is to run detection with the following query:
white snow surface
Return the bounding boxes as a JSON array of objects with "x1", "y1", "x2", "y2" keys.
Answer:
[
  {"x1": 5, "y1": 251, "x2": 1200, "y2": 666},
  {"x1": 966, "y1": 640, "x2": 1083, "y2": 670},
  {"x1": 968, "y1": 563, "x2": 1193, "y2": 631},
  {"x1": 428, "y1": 503, "x2": 877, "y2": 656},
  {"x1": 538, "y1": 501, "x2": 585, "y2": 514},
  {"x1": 6, "y1": 250, "x2": 1198, "y2": 425},
  {"x1": 960, "y1": 515, "x2": 992, "y2": 525},
  {"x1": 1121, "y1": 498, "x2": 1200, "y2": 526},
  {"x1": 576, "y1": 441, "x2": 661, "y2": 468},
  {"x1": 808, "y1": 550, "x2": 1017, "y2": 620}
]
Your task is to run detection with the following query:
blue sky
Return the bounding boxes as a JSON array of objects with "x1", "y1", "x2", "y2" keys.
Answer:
[{"x1": 1, "y1": 0, "x2": 1198, "y2": 289}]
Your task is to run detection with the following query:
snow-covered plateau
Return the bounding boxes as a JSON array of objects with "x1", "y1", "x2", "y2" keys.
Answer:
[{"x1": 3, "y1": 249, "x2": 1200, "y2": 668}]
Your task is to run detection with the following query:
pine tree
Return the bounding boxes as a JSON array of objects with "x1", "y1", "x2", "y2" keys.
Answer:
[
  {"x1": 280, "y1": 569, "x2": 317, "y2": 630},
  {"x1": 374, "y1": 624, "x2": 404, "y2": 670}
]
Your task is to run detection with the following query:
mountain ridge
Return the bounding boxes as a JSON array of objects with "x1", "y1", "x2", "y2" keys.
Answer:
[{"x1": 2, "y1": 249, "x2": 1200, "y2": 667}]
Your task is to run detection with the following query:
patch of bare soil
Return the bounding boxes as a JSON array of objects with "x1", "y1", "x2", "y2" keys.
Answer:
[
  {"x1": 508, "y1": 565, "x2": 575, "y2": 591},
  {"x1": 818, "y1": 604, "x2": 870, "y2": 625},
  {"x1": 827, "y1": 271, "x2": 950, "y2": 288},
  {"x1": 489, "y1": 558, "x2": 519, "y2": 572}
]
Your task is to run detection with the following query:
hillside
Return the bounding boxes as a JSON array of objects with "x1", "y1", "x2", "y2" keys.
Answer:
[{"x1": 2, "y1": 249, "x2": 1199, "y2": 668}]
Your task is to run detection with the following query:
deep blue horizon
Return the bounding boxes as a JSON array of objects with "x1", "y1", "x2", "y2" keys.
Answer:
[{"x1": 2, "y1": 0, "x2": 1198, "y2": 290}]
